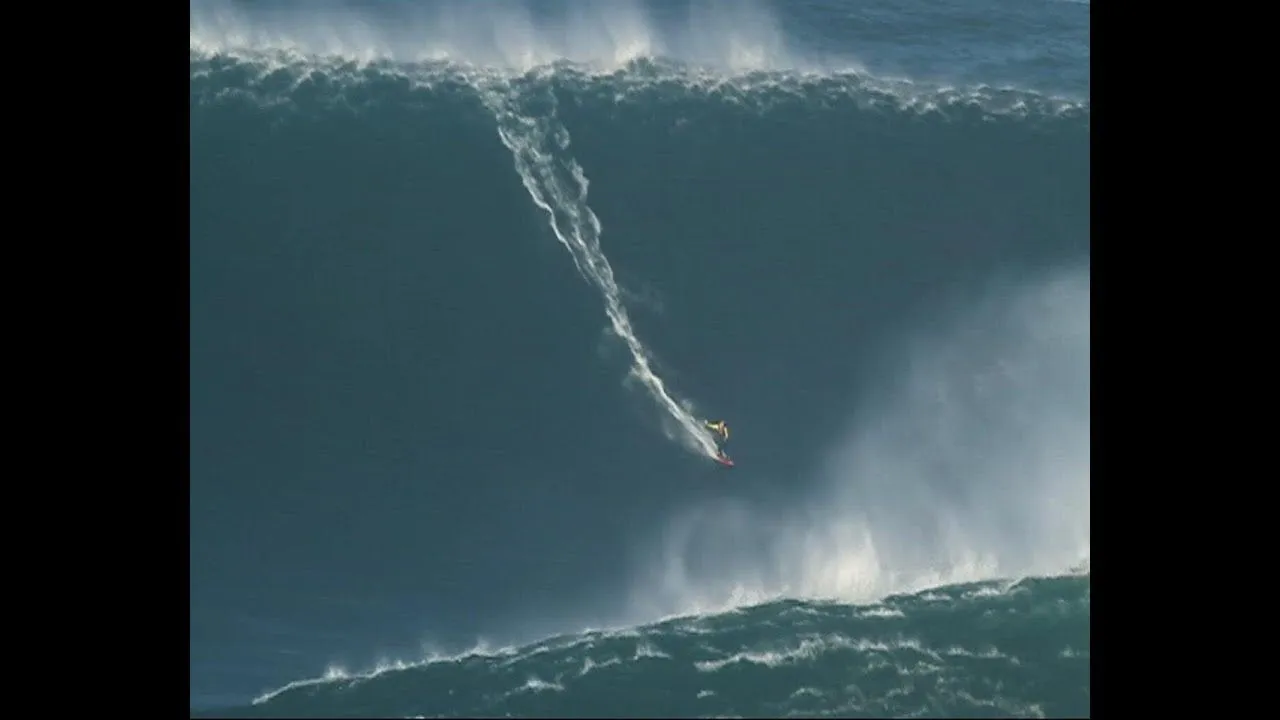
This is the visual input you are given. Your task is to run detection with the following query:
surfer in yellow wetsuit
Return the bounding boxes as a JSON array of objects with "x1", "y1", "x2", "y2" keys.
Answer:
[
  {"x1": 705, "y1": 419, "x2": 729, "y2": 442},
  {"x1": 705, "y1": 420, "x2": 734, "y2": 467}
]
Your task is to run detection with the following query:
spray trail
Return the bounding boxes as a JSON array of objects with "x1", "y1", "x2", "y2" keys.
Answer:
[{"x1": 480, "y1": 78, "x2": 719, "y2": 459}]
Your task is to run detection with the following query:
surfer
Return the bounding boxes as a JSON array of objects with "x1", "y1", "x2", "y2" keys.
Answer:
[
  {"x1": 704, "y1": 419, "x2": 729, "y2": 442},
  {"x1": 705, "y1": 420, "x2": 734, "y2": 467}
]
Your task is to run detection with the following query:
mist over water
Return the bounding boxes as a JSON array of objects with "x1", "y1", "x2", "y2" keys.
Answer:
[
  {"x1": 189, "y1": 0, "x2": 830, "y2": 74},
  {"x1": 626, "y1": 268, "x2": 1089, "y2": 621}
]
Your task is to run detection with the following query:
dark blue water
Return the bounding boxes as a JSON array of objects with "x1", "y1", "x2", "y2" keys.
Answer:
[{"x1": 190, "y1": 0, "x2": 1089, "y2": 715}]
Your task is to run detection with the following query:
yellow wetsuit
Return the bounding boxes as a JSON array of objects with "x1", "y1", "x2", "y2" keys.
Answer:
[{"x1": 705, "y1": 420, "x2": 729, "y2": 441}]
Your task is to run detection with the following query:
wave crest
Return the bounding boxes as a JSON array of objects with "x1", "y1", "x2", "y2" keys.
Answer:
[{"x1": 192, "y1": 49, "x2": 1087, "y2": 125}]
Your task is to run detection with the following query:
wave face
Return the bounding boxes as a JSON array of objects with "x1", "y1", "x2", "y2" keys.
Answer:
[
  {"x1": 205, "y1": 574, "x2": 1089, "y2": 718},
  {"x1": 190, "y1": 0, "x2": 1088, "y2": 715}
]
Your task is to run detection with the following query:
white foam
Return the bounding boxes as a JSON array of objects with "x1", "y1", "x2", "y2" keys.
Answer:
[
  {"x1": 251, "y1": 637, "x2": 520, "y2": 705},
  {"x1": 857, "y1": 605, "x2": 906, "y2": 619},
  {"x1": 634, "y1": 640, "x2": 670, "y2": 659},
  {"x1": 515, "y1": 675, "x2": 564, "y2": 694},
  {"x1": 693, "y1": 633, "x2": 936, "y2": 673},
  {"x1": 577, "y1": 655, "x2": 622, "y2": 677}
]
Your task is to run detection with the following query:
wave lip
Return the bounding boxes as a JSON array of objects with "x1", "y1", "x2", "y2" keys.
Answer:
[
  {"x1": 189, "y1": 54, "x2": 1088, "y2": 136},
  {"x1": 190, "y1": 0, "x2": 1088, "y2": 103}
]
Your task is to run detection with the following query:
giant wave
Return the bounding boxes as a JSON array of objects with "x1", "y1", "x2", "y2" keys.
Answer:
[{"x1": 191, "y1": 2, "x2": 1089, "y2": 714}]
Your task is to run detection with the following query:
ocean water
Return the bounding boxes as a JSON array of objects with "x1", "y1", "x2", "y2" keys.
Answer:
[{"x1": 190, "y1": 0, "x2": 1089, "y2": 716}]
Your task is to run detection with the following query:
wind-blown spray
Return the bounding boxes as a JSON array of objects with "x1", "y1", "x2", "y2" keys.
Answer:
[{"x1": 626, "y1": 268, "x2": 1090, "y2": 620}]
